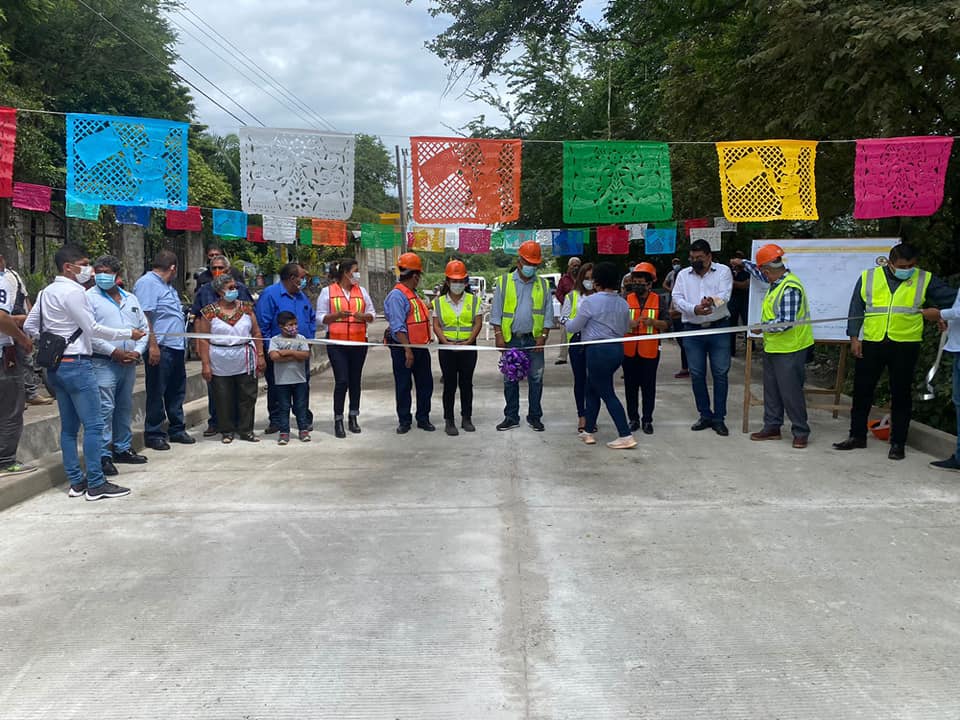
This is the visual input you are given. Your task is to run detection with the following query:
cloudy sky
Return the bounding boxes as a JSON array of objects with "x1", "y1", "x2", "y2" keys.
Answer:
[{"x1": 165, "y1": 0, "x2": 512, "y2": 140}]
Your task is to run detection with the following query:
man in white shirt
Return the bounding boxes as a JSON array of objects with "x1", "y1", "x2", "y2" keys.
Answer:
[
  {"x1": 87, "y1": 255, "x2": 150, "y2": 478},
  {"x1": 24, "y1": 245, "x2": 145, "y2": 500},
  {"x1": 671, "y1": 238, "x2": 734, "y2": 436},
  {"x1": 0, "y1": 268, "x2": 36, "y2": 478}
]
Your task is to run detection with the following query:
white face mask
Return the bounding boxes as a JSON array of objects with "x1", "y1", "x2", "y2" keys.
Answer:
[
  {"x1": 351, "y1": 271, "x2": 361, "y2": 283},
  {"x1": 449, "y1": 282, "x2": 466, "y2": 295},
  {"x1": 74, "y1": 264, "x2": 93, "y2": 283},
  {"x1": 582, "y1": 279, "x2": 594, "y2": 291}
]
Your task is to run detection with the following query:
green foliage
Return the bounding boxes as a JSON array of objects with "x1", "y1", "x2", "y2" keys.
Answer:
[{"x1": 187, "y1": 148, "x2": 234, "y2": 210}]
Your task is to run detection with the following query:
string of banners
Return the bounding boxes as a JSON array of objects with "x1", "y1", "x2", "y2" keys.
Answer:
[{"x1": 0, "y1": 108, "x2": 956, "y2": 249}]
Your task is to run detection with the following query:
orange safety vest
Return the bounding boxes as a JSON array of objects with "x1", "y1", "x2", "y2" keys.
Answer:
[
  {"x1": 327, "y1": 283, "x2": 368, "y2": 342},
  {"x1": 624, "y1": 291, "x2": 660, "y2": 359},
  {"x1": 395, "y1": 283, "x2": 431, "y2": 345}
]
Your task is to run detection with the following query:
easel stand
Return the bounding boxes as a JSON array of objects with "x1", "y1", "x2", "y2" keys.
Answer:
[{"x1": 741, "y1": 338, "x2": 849, "y2": 434}]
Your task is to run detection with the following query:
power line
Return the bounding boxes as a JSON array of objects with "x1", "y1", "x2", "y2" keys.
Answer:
[
  {"x1": 177, "y1": 5, "x2": 337, "y2": 131},
  {"x1": 165, "y1": 14, "x2": 323, "y2": 131},
  {"x1": 74, "y1": 0, "x2": 262, "y2": 127}
]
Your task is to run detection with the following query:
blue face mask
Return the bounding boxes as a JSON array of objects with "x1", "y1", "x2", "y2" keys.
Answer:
[
  {"x1": 224, "y1": 289, "x2": 239, "y2": 302},
  {"x1": 299, "y1": 278, "x2": 307, "y2": 290},
  {"x1": 892, "y1": 267, "x2": 916, "y2": 280},
  {"x1": 520, "y1": 264, "x2": 537, "y2": 278},
  {"x1": 94, "y1": 273, "x2": 116, "y2": 290}
]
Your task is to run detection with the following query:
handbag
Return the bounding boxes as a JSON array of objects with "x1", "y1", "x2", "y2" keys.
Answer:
[{"x1": 34, "y1": 293, "x2": 82, "y2": 370}]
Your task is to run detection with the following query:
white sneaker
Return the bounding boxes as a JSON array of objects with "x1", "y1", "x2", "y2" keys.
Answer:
[
  {"x1": 607, "y1": 435, "x2": 638, "y2": 450},
  {"x1": 580, "y1": 433, "x2": 596, "y2": 445}
]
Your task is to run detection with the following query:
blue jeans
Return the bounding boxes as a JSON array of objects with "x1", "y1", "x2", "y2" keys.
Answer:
[
  {"x1": 265, "y1": 354, "x2": 315, "y2": 429},
  {"x1": 503, "y1": 334, "x2": 545, "y2": 422},
  {"x1": 953, "y1": 353, "x2": 960, "y2": 460},
  {"x1": 390, "y1": 346, "x2": 433, "y2": 425},
  {"x1": 49, "y1": 358, "x2": 106, "y2": 489},
  {"x1": 683, "y1": 321, "x2": 731, "y2": 422},
  {"x1": 144, "y1": 346, "x2": 186, "y2": 441},
  {"x1": 92, "y1": 358, "x2": 136, "y2": 457},
  {"x1": 275, "y1": 382, "x2": 310, "y2": 433},
  {"x1": 568, "y1": 337, "x2": 587, "y2": 418},
  {"x1": 585, "y1": 343, "x2": 631, "y2": 437}
]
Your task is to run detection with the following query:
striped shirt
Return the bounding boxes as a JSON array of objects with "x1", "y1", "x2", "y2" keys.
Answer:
[{"x1": 739, "y1": 261, "x2": 801, "y2": 334}]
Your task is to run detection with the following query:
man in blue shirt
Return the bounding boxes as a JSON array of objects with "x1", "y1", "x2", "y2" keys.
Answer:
[
  {"x1": 88, "y1": 255, "x2": 150, "y2": 477},
  {"x1": 255, "y1": 262, "x2": 316, "y2": 433},
  {"x1": 134, "y1": 250, "x2": 194, "y2": 451}
]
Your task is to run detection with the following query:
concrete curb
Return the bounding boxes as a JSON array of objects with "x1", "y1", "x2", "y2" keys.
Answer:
[{"x1": 0, "y1": 354, "x2": 330, "y2": 513}]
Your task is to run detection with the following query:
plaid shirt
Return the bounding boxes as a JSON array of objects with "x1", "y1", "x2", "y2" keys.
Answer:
[{"x1": 740, "y1": 261, "x2": 802, "y2": 333}]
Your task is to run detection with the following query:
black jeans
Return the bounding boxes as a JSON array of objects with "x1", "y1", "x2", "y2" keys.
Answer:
[
  {"x1": 390, "y1": 346, "x2": 433, "y2": 425},
  {"x1": 569, "y1": 338, "x2": 587, "y2": 418},
  {"x1": 266, "y1": 353, "x2": 314, "y2": 429},
  {"x1": 438, "y1": 347, "x2": 477, "y2": 419},
  {"x1": 326, "y1": 345, "x2": 368, "y2": 419},
  {"x1": 622, "y1": 352, "x2": 660, "y2": 424},
  {"x1": 144, "y1": 346, "x2": 186, "y2": 441},
  {"x1": 275, "y1": 382, "x2": 310, "y2": 433},
  {"x1": 850, "y1": 340, "x2": 920, "y2": 445}
]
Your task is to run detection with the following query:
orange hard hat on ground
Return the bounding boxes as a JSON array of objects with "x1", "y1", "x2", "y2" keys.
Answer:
[
  {"x1": 397, "y1": 252, "x2": 423, "y2": 272},
  {"x1": 445, "y1": 259, "x2": 468, "y2": 280},
  {"x1": 632, "y1": 262, "x2": 657, "y2": 281},
  {"x1": 518, "y1": 240, "x2": 542, "y2": 265},
  {"x1": 869, "y1": 416, "x2": 891, "y2": 441},
  {"x1": 755, "y1": 244, "x2": 785, "y2": 267}
]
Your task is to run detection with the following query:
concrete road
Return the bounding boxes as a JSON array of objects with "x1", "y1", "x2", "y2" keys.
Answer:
[{"x1": 2, "y1": 336, "x2": 960, "y2": 719}]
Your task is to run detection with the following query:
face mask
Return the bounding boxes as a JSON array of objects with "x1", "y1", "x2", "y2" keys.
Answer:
[
  {"x1": 211, "y1": 267, "x2": 227, "y2": 278},
  {"x1": 520, "y1": 264, "x2": 537, "y2": 278},
  {"x1": 893, "y1": 267, "x2": 915, "y2": 280},
  {"x1": 74, "y1": 265, "x2": 93, "y2": 283},
  {"x1": 672, "y1": 264, "x2": 681, "y2": 272},
  {"x1": 449, "y1": 282, "x2": 466, "y2": 295},
  {"x1": 223, "y1": 289, "x2": 239, "y2": 302},
  {"x1": 282, "y1": 325, "x2": 298, "y2": 336},
  {"x1": 582, "y1": 279, "x2": 595, "y2": 291},
  {"x1": 298, "y1": 278, "x2": 307, "y2": 290},
  {"x1": 94, "y1": 273, "x2": 116, "y2": 290},
  {"x1": 351, "y1": 272, "x2": 361, "y2": 283},
  {"x1": 691, "y1": 260, "x2": 706, "y2": 272}
]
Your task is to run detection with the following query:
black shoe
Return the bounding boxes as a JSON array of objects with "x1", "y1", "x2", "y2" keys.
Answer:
[
  {"x1": 264, "y1": 425, "x2": 280, "y2": 435},
  {"x1": 833, "y1": 437, "x2": 867, "y2": 450},
  {"x1": 461, "y1": 417, "x2": 476, "y2": 432},
  {"x1": 68, "y1": 482, "x2": 87, "y2": 498},
  {"x1": 100, "y1": 457, "x2": 119, "y2": 477},
  {"x1": 144, "y1": 439, "x2": 170, "y2": 451},
  {"x1": 85, "y1": 481, "x2": 131, "y2": 501},
  {"x1": 931, "y1": 455, "x2": 960, "y2": 471},
  {"x1": 628, "y1": 420, "x2": 641, "y2": 432},
  {"x1": 334, "y1": 420, "x2": 346, "y2": 439},
  {"x1": 445, "y1": 420, "x2": 459, "y2": 436},
  {"x1": 348, "y1": 417, "x2": 361, "y2": 434},
  {"x1": 527, "y1": 418, "x2": 545, "y2": 432},
  {"x1": 169, "y1": 433, "x2": 195, "y2": 444},
  {"x1": 642, "y1": 422, "x2": 654, "y2": 435},
  {"x1": 203, "y1": 425, "x2": 219, "y2": 437},
  {"x1": 713, "y1": 421, "x2": 729, "y2": 437},
  {"x1": 417, "y1": 420, "x2": 436, "y2": 432},
  {"x1": 554, "y1": 359, "x2": 567, "y2": 365},
  {"x1": 496, "y1": 418, "x2": 520, "y2": 431},
  {"x1": 397, "y1": 423, "x2": 411, "y2": 434},
  {"x1": 888, "y1": 443, "x2": 905, "y2": 461},
  {"x1": 112, "y1": 449, "x2": 147, "y2": 464},
  {"x1": 691, "y1": 417, "x2": 713, "y2": 431}
]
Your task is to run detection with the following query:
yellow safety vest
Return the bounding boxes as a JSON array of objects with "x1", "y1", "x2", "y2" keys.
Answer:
[
  {"x1": 565, "y1": 290, "x2": 579, "y2": 341},
  {"x1": 498, "y1": 272, "x2": 547, "y2": 343},
  {"x1": 433, "y1": 292, "x2": 480, "y2": 341},
  {"x1": 860, "y1": 267, "x2": 930, "y2": 342},
  {"x1": 761, "y1": 273, "x2": 814, "y2": 354}
]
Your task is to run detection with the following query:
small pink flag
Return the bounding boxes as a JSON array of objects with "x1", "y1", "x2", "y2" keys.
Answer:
[
  {"x1": 596, "y1": 225, "x2": 629, "y2": 254},
  {"x1": 247, "y1": 225, "x2": 265, "y2": 244},
  {"x1": 854, "y1": 136, "x2": 954, "y2": 219},
  {"x1": 0, "y1": 107, "x2": 15, "y2": 198},
  {"x1": 684, "y1": 218, "x2": 709, "y2": 238},
  {"x1": 166, "y1": 206, "x2": 202, "y2": 231},
  {"x1": 12, "y1": 182, "x2": 51, "y2": 212},
  {"x1": 458, "y1": 228, "x2": 491, "y2": 254}
]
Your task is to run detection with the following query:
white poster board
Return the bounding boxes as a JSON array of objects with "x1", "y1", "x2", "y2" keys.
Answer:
[{"x1": 747, "y1": 238, "x2": 900, "y2": 341}]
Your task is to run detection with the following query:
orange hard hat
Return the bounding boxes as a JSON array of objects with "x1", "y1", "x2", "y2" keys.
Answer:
[
  {"x1": 632, "y1": 262, "x2": 657, "y2": 281},
  {"x1": 445, "y1": 259, "x2": 468, "y2": 280},
  {"x1": 518, "y1": 240, "x2": 542, "y2": 265},
  {"x1": 869, "y1": 416, "x2": 891, "y2": 441},
  {"x1": 755, "y1": 244, "x2": 785, "y2": 267},
  {"x1": 397, "y1": 252, "x2": 423, "y2": 272}
]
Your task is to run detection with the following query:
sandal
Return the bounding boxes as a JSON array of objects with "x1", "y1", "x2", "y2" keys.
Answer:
[
  {"x1": 238, "y1": 432, "x2": 260, "y2": 443},
  {"x1": 221, "y1": 434, "x2": 234, "y2": 444}
]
